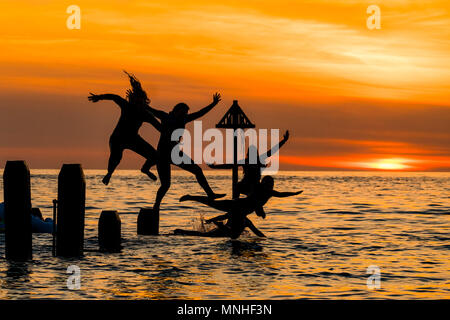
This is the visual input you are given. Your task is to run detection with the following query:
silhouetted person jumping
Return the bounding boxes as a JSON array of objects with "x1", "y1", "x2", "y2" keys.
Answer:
[
  {"x1": 209, "y1": 130, "x2": 290, "y2": 218},
  {"x1": 143, "y1": 93, "x2": 225, "y2": 212},
  {"x1": 88, "y1": 72, "x2": 160, "y2": 185},
  {"x1": 176, "y1": 176, "x2": 302, "y2": 238}
]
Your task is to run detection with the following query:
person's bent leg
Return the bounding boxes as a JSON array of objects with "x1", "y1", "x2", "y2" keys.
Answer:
[
  {"x1": 153, "y1": 160, "x2": 171, "y2": 212},
  {"x1": 130, "y1": 135, "x2": 158, "y2": 181},
  {"x1": 177, "y1": 159, "x2": 225, "y2": 199},
  {"x1": 104, "y1": 139, "x2": 124, "y2": 185},
  {"x1": 180, "y1": 195, "x2": 232, "y2": 212},
  {"x1": 237, "y1": 180, "x2": 251, "y2": 196},
  {"x1": 141, "y1": 159, "x2": 157, "y2": 180}
]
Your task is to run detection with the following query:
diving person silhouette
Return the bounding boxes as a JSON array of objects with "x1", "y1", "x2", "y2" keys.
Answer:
[
  {"x1": 208, "y1": 130, "x2": 290, "y2": 218},
  {"x1": 177, "y1": 176, "x2": 302, "y2": 238}
]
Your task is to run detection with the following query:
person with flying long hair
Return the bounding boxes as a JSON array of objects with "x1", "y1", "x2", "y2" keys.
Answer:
[{"x1": 88, "y1": 71, "x2": 161, "y2": 185}]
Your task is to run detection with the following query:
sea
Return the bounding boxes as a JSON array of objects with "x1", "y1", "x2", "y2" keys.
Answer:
[{"x1": 0, "y1": 170, "x2": 449, "y2": 299}]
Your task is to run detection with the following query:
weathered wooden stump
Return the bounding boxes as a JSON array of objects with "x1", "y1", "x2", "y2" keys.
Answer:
[
  {"x1": 56, "y1": 164, "x2": 85, "y2": 257},
  {"x1": 98, "y1": 210, "x2": 121, "y2": 252},
  {"x1": 3, "y1": 160, "x2": 32, "y2": 260},
  {"x1": 137, "y1": 208, "x2": 159, "y2": 235}
]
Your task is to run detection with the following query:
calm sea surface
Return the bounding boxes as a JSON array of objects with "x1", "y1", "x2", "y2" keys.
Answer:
[{"x1": 0, "y1": 170, "x2": 449, "y2": 299}]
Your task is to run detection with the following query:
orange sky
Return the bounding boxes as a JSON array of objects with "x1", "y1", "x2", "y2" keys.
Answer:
[{"x1": 0, "y1": 0, "x2": 449, "y2": 171}]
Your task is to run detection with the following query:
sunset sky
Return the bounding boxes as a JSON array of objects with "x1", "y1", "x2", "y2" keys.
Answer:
[{"x1": 0, "y1": 0, "x2": 449, "y2": 171}]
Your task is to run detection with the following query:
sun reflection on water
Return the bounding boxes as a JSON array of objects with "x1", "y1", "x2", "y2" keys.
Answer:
[{"x1": 0, "y1": 170, "x2": 449, "y2": 299}]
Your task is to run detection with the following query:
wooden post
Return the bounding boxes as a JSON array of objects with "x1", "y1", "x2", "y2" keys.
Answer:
[
  {"x1": 215, "y1": 99, "x2": 255, "y2": 238},
  {"x1": 98, "y1": 210, "x2": 121, "y2": 252},
  {"x1": 137, "y1": 208, "x2": 159, "y2": 235},
  {"x1": 3, "y1": 160, "x2": 32, "y2": 260},
  {"x1": 230, "y1": 201, "x2": 245, "y2": 240},
  {"x1": 232, "y1": 100, "x2": 239, "y2": 200},
  {"x1": 52, "y1": 199, "x2": 57, "y2": 256},
  {"x1": 56, "y1": 164, "x2": 85, "y2": 257}
]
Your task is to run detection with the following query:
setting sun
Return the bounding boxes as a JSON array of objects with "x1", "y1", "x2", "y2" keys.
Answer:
[
  {"x1": 368, "y1": 159, "x2": 412, "y2": 170},
  {"x1": 349, "y1": 158, "x2": 416, "y2": 170}
]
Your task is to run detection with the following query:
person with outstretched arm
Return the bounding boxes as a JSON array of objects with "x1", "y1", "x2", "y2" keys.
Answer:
[
  {"x1": 208, "y1": 130, "x2": 290, "y2": 218},
  {"x1": 142, "y1": 93, "x2": 226, "y2": 212},
  {"x1": 88, "y1": 72, "x2": 161, "y2": 185},
  {"x1": 175, "y1": 176, "x2": 302, "y2": 238},
  {"x1": 209, "y1": 130, "x2": 289, "y2": 191}
]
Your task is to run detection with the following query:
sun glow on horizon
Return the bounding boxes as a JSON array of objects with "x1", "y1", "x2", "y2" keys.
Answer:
[{"x1": 346, "y1": 158, "x2": 418, "y2": 171}]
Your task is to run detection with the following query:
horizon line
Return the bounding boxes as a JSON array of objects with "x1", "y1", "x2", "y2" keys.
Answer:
[{"x1": 0, "y1": 167, "x2": 448, "y2": 173}]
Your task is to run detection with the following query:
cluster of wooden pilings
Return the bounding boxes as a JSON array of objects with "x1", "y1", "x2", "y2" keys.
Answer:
[{"x1": 2, "y1": 160, "x2": 159, "y2": 261}]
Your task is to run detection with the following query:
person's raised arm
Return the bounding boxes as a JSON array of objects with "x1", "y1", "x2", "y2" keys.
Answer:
[
  {"x1": 88, "y1": 93, "x2": 127, "y2": 108},
  {"x1": 245, "y1": 218, "x2": 266, "y2": 237},
  {"x1": 142, "y1": 108, "x2": 162, "y2": 132},
  {"x1": 260, "y1": 130, "x2": 289, "y2": 160},
  {"x1": 186, "y1": 92, "x2": 221, "y2": 123},
  {"x1": 271, "y1": 190, "x2": 303, "y2": 198}
]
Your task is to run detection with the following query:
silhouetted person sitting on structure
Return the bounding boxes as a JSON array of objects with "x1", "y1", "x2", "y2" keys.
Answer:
[
  {"x1": 88, "y1": 71, "x2": 161, "y2": 185},
  {"x1": 175, "y1": 176, "x2": 302, "y2": 238},
  {"x1": 142, "y1": 93, "x2": 226, "y2": 212},
  {"x1": 209, "y1": 130, "x2": 290, "y2": 218}
]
